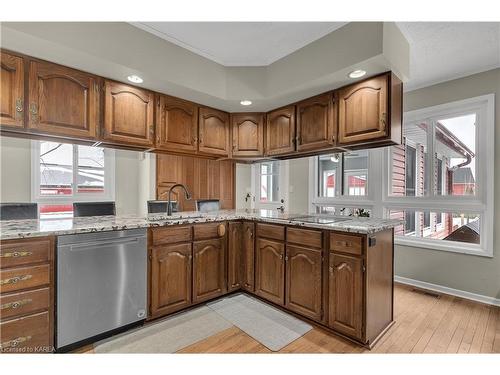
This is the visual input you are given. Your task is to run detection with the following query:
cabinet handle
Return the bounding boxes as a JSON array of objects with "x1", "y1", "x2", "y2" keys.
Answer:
[
  {"x1": 285, "y1": 255, "x2": 289, "y2": 261},
  {"x1": 217, "y1": 224, "x2": 226, "y2": 237},
  {"x1": 1, "y1": 298, "x2": 32, "y2": 311},
  {"x1": 0, "y1": 274, "x2": 32, "y2": 286},
  {"x1": 0, "y1": 336, "x2": 32, "y2": 350},
  {"x1": 192, "y1": 137, "x2": 198, "y2": 145},
  {"x1": 250, "y1": 231, "x2": 253, "y2": 238},
  {"x1": 329, "y1": 266, "x2": 334, "y2": 274},
  {"x1": 0, "y1": 251, "x2": 33, "y2": 258},
  {"x1": 149, "y1": 127, "x2": 154, "y2": 136},
  {"x1": 29, "y1": 103, "x2": 38, "y2": 123},
  {"x1": 15, "y1": 98, "x2": 23, "y2": 120},
  {"x1": 380, "y1": 112, "x2": 387, "y2": 127},
  {"x1": 279, "y1": 254, "x2": 283, "y2": 260}
]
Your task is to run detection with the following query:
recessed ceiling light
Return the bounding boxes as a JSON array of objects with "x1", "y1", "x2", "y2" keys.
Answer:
[
  {"x1": 240, "y1": 100, "x2": 252, "y2": 106},
  {"x1": 127, "y1": 75, "x2": 143, "y2": 84},
  {"x1": 348, "y1": 70, "x2": 367, "y2": 79}
]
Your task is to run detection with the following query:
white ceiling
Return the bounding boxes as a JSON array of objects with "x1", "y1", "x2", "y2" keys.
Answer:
[
  {"x1": 397, "y1": 22, "x2": 500, "y2": 91},
  {"x1": 134, "y1": 22, "x2": 500, "y2": 91},
  {"x1": 131, "y1": 22, "x2": 347, "y2": 66}
]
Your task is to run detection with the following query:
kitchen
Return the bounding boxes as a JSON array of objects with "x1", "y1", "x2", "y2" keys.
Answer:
[{"x1": 0, "y1": 6, "x2": 499, "y2": 373}]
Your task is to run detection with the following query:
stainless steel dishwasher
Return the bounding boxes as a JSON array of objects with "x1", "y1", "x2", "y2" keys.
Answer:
[{"x1": 56, "y1": 228, "x2": 147, "y2": 350}]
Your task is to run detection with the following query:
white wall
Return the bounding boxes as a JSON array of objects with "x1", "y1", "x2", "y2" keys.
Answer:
[
  {"x1": 235, "y1": 163, "x2": 252, "y2": 210},
  {"x1": 0, "y1": 137, "x2": 156, "y2": 216},
  {"x1": 288, "y1": 158, "x2": 310, "y2": 213}
]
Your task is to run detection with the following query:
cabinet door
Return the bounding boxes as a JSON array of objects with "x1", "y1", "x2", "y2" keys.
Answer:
[
  {"x1": 0, "y1": 51, "x2": 24, "y2": 128},
  {"x1": 285, "y1": 245, "x2": 323, "y2": 321},
  {"x1": 150, "y1": 243, "x2": 192, "y2": 317},
  {"x1": 28, "y1": 60, "x2": 99, "y2": 139},
  {"x1": 255, "y1": 238, "x2": 285, "y2": 305},
  {"x1": 231, "y1": 113, "x2": 264, "y2": 157},
  {"x1": 192, "y1": 238, "x2": 226, "y2": 303},
  {"x1": 156, "y1": 154, "x2": 182, "y2": 187},
  {"x1": 219, "y1": 160, "x2": 235, "y2": 209},
  {"x1": 242, "y1": 222, "x2": 255, "y2": 292},
  {"x1": 266, "y1": 105, "x2": 295, "y2": 156},
  {"x1": 338, "y1": 74, "x2": 388, "y2": 145},
  {"x1": 198, "y1": 107, "x2": 230, "y2": 156},
  {"x1": 156, "y1": 95, "x2": 198, "y2": 153},
  {"x1": 328, "y1": 253, "x2": 363, "y2": 340},
  {"x1": 228, "y1": 222, "x2": 242, "y2": 292},
  {"x1": 103, "y1": 80, "x2": 154, "y2": 147},
  {"x1": 296, "y1": 92, "x2": 336, "y2": 152}
]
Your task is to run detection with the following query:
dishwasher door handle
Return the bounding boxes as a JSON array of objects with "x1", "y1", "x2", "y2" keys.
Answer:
[{"x1": 66, "y1": 237, "x2": 143, "y2": 251}]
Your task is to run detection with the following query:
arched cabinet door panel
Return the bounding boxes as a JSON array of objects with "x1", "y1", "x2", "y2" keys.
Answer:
[
  {"x1": 338, "y1": 74, "x2": 388, "y2": 145},
  {"x1": 0, "y1": 51, "x2": 24, "y2": 128},
  {"x1": 296, "y1": 92, "x2": 336, "y2": 152},
  {"x1": 192, "y1": 238, "x2": 226, "y2": 303},
  {"x1": 285, "y1": 245, "x2": 323, "y2": 321},
  {"x1": 198, "y1": 107, "x2": 230, "y2": 156},
  {"x1": 150, "y1": 243, "x2": 192, "y2": 317},
  {"x1": 28, "y1": 60, "x2": 99, "y2": 139},
  {"x1": 255, "y1": 238, "x2": 285, "y2": 305},
  {"x1": 328, "y1": 253, "x2": 363, "y2": 340},
  {"x1": 265, "y1": 105, "x2": 296, "y2": 156},
  {"x1": 227, "y1": 222, "x2": 243, "y2": 292},
  {"x1": 156, "y1": 95, "x2": 198, "y2": 153},
  {"x1": 231, "y1": 113, "x2": 264, "y2": 157},
  {"x1": 103, "y1": 80, "x2": 154, "y2": 147}
]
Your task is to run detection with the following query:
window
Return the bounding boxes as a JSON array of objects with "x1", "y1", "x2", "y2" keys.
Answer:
[
  {"x1": 32, "y1": 141, "x2": 115, "y2": 218},
  {"x1": 385, "y1": 94, "x2": 494, "y2": 256},
  {"x1": 317, "y1": 151, "x2": 368, "y2": 198},
  {"x1": 259, "y1": 161, "x2": 279, "y2": 203},
  {"x1": 310, "y1": 94, "x2": 494, "y2": 257}
]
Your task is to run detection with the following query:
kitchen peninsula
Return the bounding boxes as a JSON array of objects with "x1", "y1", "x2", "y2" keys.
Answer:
[{"x1": 0, "y1": 210, "x2": 399, "y2": 352}]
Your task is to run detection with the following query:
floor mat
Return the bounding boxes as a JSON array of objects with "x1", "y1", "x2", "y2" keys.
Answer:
[
  {"x1": 207, "y1": 293, "x2": 312, "y2": 351},
  {"x1": 94, "y1": 305, "x2": 233, "y2": 353}
]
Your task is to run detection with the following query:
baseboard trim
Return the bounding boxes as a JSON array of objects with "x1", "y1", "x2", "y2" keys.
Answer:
[{"x1": 394, "y1": 275, "x2": 500, "y2": 307}]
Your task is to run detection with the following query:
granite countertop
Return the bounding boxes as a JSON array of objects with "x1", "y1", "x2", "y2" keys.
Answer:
[{"x1": 0, "y1": 209, "x2": 402, "y2": 240}]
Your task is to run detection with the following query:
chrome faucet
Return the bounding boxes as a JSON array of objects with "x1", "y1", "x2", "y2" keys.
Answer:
[{"x1": 167, "y1": 184, "x2": 191, "y2": 216}]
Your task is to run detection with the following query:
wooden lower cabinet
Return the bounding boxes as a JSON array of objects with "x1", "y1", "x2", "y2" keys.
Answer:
[
  {"x1": 150, "y1": 243, "x2": 192, "y2": 318},
  {"x1": 255, "y1": 238, "x2": 285, "y2": 305},
  {"x1": 285, "y1": 245, "x2": 323, "y2": 321},
  {"x1": 328, "y1": 253, "x2": 363, "y2": 340},
  {"x1": 0, "y1": 236, "x2": 54, "y2": 354},
  {"x1": 242, "y1": 222, "x2": 255, "y2": 292},
  {"x1": 227, "y1": 222, "x2": 242, "y2": 292},
  {"x1": 192, "y1": 238, "x2": 226, "y2": 303}
]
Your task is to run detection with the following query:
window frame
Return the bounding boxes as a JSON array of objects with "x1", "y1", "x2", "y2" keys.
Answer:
[
  {"x1": 31, "y1": 140, "x2": 116, "y2": 206},
  {"x1": 310, "y1": 94, "x2": 494, "y2": 257}
]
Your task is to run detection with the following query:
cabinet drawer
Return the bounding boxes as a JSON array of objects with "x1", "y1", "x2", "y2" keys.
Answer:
[
  {"x1": 329, "y1": 233, "x2": 363, "y2": 255},
  {"x1": 151, "y1": 226, "x2": 192, "y2": 245},
  {"x1": 0, "y1": 265, "x2": 50, "y2": 294},
  {"x1": 287, "y1": 227, "x2": 322, "y2": 249},
  {"x1": 0, "y1": 311, "x2": 51, "y2": 353},
  {"x1": 256, "y1": 223, "x2": 285, "y2": 241},
  {"x1": 0, "y1": 287, "x2": 50, "y2": 321},
  {"x1": 0, "y1": 238, "x2": 52, "y2": 269},
  {"x1": 193, "y1": 223, "x2": 226, "y2": 240}
]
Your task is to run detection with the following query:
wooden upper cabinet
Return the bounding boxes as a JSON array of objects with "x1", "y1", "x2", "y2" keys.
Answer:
[
  {"x1": 218, "y1": 160, "x2": 235, "y2": 209},
  {"x1": 296, "y1": 92, "x2": 336, "y2": 152},
  {"x1": 285, "y1": 245, "x2": 323, "y2": 321},
  {"x1": 266, "y1": 105, "x2": 296, "y2": 156},
  {"x1": 338, "y1": 74, "x2": 388, "y2": 145},
  {"x1": 198, "y1": 107, "x2": 230, "y2": 156},
  {"x1": 192, "y1": 238, "x2": 226, "y2": 303},
  {"x1": 156, "y1": 95, "x2": 198, "y2": 153},
  {"x1": 150, "y1": 243, "x2": 192, "y2": 318},
  {"x1": 27, "y1": 60, "x2": 99, "y2": 139},
  {"x1": 255, "y1": 238, "x2": 285, "y2": 305},
  {"x1": 231, "y1": 113, "x2": 264, "y2": 157},
  {"x1": 0, "y1": 51, "x2": 24, "y2": 128},
  {"x1": 103, "y1": 80, "x2": 154, "y2": 147},
  {"x1": 328, "y1": 253, "x2": 364, "y2": 340}
]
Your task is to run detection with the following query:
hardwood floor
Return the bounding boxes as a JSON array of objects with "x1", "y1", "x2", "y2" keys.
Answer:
[{"x1": 78, "y1": 284, "x2": 500, "y2": 354}]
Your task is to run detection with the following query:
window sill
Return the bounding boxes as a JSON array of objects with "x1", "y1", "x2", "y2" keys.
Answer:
[{"x1": 395, "y1": 236, "x2": 492, "y2": 258}]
